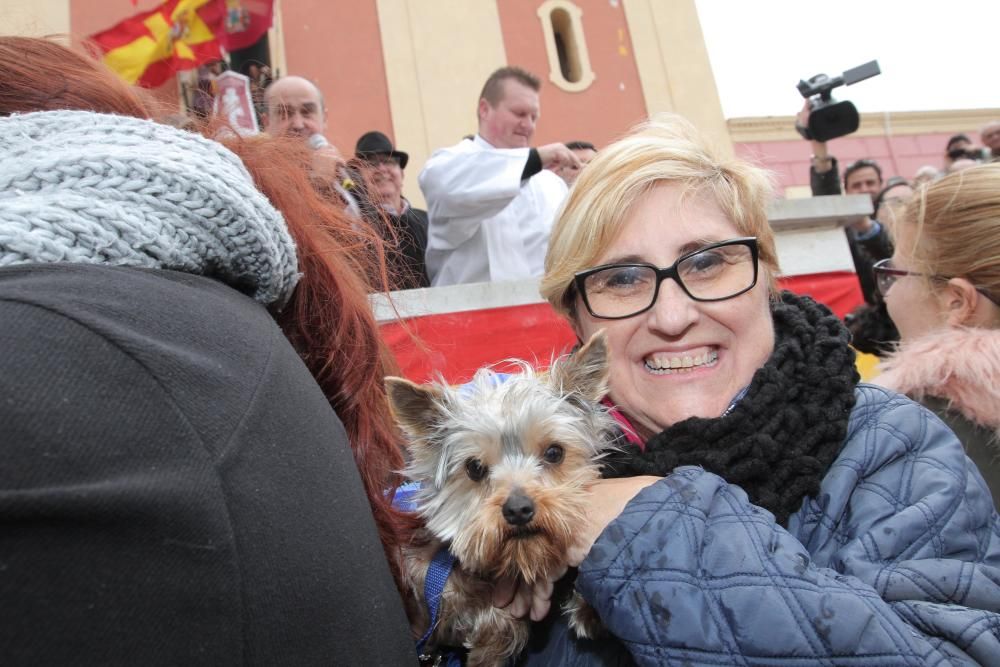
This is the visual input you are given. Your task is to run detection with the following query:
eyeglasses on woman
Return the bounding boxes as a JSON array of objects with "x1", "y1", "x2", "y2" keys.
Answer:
[
  {"x1": 873, "y1": 258, "x2": 1000, "y2": 305},
  {"x1": 574, "y1": 237, "x2": 760, "y2": 320}
]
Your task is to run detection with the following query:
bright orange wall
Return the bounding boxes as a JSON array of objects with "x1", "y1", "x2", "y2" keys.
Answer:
[
  {"x1": 279, "y1": 0, "x2": 393, "y2": 155},
  {"x1": 69, "y1": 0, "x2": 179, "y2": 112},
  {"x1": 496, "y1": 0, "x2": 648, "y2": 149}
]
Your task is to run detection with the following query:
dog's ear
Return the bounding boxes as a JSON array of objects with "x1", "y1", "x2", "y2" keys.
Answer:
[
  {"x1": 384, "y1": 376, "x2": 444, "y2": 439},
  {"x1": 552, "y1": 330, "x2": 610, "y2": 403}
]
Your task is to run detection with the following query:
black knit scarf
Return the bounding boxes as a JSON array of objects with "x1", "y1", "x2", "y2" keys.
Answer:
[{"x1": 602, "y1": 291, "x2": 860, "y2": 526}]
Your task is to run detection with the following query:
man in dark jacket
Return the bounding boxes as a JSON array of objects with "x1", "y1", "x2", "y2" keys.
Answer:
[{"x1": 354, "y1": 131, "x2": 430, "y2": 289}]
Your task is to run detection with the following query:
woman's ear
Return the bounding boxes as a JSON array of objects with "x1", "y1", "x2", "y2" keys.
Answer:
[{"x1": 941, "y1": 278, "x2": 982, "y2": 327}]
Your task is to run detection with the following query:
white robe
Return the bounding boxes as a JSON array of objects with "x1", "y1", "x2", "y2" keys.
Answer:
[{"x1": 418, "y1": 135, "x2": 568, "y2": 286}]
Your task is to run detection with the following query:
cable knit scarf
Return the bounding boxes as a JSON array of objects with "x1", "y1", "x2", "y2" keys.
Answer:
[
  {"x1": 0, "y1": 110, "x2": 299, "y2": 307},
  {"x1": 603, "y1": 292, "x2": 860, "y2": 526}
]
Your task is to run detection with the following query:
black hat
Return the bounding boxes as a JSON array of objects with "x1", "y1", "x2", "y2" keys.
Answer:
[{"x1": 354, "y1": 131, "x2": 409, "y2": 169}]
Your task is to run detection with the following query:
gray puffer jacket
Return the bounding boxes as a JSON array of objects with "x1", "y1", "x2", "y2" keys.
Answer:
[{"x1": 576, "y1": 384, "x2": 1000, "y2": 666}]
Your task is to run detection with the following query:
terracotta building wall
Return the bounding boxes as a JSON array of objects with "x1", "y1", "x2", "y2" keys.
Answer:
[
  {"x1": 736, "y1": 134, "x2": 966, "y2": 195},
  {"x1": 495, "y1": 0, "x2": 648, "y2": 149},
  {"x1": 279, "y1": 0, "x2": 393, "y2": 153}
]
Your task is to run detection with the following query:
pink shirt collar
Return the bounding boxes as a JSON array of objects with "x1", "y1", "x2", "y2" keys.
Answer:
[{"x1": 601, "y1": 397, "x2": 644, "y2": 450}]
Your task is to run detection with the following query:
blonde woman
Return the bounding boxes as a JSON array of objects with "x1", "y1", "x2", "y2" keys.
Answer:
[
  {"x1": 515, "y1": 116, "x2": 1000, "y2": 666},
  {"x1": 874, "y1": 163, "x2": 1000, "y2": 505}
]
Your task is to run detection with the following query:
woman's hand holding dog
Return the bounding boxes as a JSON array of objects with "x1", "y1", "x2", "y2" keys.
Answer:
[
  {"x1": 491, "y1": 563, "x2": 567, "y2": 622},
  {"x1": 566, "y1": 477, "x2": 661, "y2": 567}
]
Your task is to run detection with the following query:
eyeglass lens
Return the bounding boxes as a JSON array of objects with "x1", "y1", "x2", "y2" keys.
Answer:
[{"x1": 874, "y1": 260, "x2": 899, "y2": 297}]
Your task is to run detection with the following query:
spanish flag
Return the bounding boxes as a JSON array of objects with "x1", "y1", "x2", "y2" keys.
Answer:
[{"x1": 89, "y1": 0, "x2": 273, "y2": 88}]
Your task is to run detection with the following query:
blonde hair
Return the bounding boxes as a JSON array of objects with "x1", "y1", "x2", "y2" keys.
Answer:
[
  {"x1": 893, "y1": 162, "x2": 1000, "y2": 307},
  {"x1": 540, "y1": 114, "x2": 778, "y2": 320}
]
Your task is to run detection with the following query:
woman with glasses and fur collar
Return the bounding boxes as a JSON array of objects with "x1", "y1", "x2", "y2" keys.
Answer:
[
  {"x1": 514, "y1": 116, "x2": 1000, "y2": 666},
  {"x1": 872, "y1": 163, "x2": 1000, "y2": 507}
]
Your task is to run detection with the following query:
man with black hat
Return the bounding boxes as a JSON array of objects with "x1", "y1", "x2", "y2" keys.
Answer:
[{"x1": 354, "y1": 130, "x2": 429, "y2": 289}]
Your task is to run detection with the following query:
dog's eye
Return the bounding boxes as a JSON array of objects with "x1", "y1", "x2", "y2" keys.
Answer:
[
  {"x1": 543, "y1": 444, "x2": 564, "y2": 464},
  {"x1": 465, "y1": 458, "x2": 488, "y2": 482}
]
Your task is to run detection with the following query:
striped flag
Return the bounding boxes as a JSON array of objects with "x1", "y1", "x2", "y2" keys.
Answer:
[{"x1": 88, "y1": 0, "x2": 273, "y2": 88}]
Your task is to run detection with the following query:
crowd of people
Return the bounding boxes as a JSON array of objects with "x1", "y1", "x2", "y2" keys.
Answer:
[
  {"x1": 254, "y1": 65, "x2": 598, "y2": 290},
  {"x1": 2, "y1": 36, "x2": 999, "y2": 666}
]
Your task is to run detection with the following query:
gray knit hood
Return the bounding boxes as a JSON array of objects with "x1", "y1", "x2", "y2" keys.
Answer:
[{"x1": 0, "y1": 110, "x2": 299, "y2": 307}]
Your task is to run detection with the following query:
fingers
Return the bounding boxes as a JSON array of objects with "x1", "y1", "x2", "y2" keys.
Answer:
[
  {"x1": 537, "y1": 143, "x2": 580, "y2": 171},
  {"x1": 557, "y1": 146, "x2": 581, "y2": 171},
  {"x1": 508, "y1": 581, "x2": 531, "y2": 618},
  {"x1": 491, "y1": 576, "x2": 517, "y2": 609},
  {"x1": 493, "y1": 565, "x2": 570, "y2": 622},
  {"x1": 491, "y1": 577, "x2": 534, "y2": 618},
  {"x1": 529, "y1": 578, "x2": 554, "y2": 622}
]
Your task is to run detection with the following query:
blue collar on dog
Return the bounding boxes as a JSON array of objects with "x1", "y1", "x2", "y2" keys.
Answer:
[{"x1": 416, "y1": 546, "x2": 460, "y2": 666}]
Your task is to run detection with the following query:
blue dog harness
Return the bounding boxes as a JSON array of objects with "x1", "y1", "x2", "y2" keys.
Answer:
[
  {"x1": 393, "y1": 483, "x2": 463, "y2": 666},
  {"x1": 415, "y1": 546, "x2": 461, "y2": 666}
]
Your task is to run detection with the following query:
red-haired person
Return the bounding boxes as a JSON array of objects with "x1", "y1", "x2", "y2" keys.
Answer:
[{"x1": 0, "y1": 36, "x2": 416, "y2": 665}]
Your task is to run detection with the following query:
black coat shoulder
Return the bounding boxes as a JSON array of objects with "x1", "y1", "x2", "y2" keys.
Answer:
[{"x1": 0, "y1": 264, "x2": 416, "y2": 666}]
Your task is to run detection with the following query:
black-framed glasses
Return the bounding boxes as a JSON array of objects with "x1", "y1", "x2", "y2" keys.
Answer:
[
  {"x1": 574, "y1": 237, "x2": 759, "y2": 320},
  {"x1": 873, "y1": 258, "x2": 1000, "y2": 305}
]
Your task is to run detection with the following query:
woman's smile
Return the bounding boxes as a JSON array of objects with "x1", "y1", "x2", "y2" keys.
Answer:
[{"x1": 643, "y1": 347, "x2": 719, "y2": 374}]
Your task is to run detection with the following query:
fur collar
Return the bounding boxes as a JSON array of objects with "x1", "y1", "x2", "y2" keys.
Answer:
[{"x1": 875, "y1": 327, "x2": 1000, "y2": 433}]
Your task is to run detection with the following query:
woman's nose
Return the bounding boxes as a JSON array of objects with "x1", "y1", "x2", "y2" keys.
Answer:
[{"x1": 644, "y1": 279, "x2": 699, "y2": 336}]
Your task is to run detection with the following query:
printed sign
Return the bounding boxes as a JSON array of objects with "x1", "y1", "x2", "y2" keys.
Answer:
[{"x1": 212, "y1": 70, "x2": 258, "y2": 135}]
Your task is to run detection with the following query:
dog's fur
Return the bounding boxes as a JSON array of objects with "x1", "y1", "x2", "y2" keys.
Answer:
[{"x1": 386, "y1": 332, "x2": 616, "y2": 667}]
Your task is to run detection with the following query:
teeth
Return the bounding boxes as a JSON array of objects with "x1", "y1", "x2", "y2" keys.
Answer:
[{"x1": 646, "y1": 350, "x2": 718, "y2": 374}]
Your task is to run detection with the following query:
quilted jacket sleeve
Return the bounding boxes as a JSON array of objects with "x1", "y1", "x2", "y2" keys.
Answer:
[{"x1": 576, "y1": 387, "x2": 1000, "y2": 666}]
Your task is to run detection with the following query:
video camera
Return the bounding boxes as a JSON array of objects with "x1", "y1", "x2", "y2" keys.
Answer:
[
  {"x1": 948, "y1": 147, "x2": 987, "y2": 162},
  {"x1": 796, "y1": 60, "x2": 881, "y2": 142}
]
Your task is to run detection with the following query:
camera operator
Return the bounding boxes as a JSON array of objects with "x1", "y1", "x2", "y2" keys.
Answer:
[{"x1": 797, "y1": 102, "x2": 892, "y2": 305}]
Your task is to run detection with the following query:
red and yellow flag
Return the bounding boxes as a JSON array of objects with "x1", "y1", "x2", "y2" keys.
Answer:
[{"x1": 89, "y1": 0, "x2": 273, "y2": 88}]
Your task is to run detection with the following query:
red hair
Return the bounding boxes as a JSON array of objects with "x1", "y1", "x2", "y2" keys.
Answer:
[
  {"x1": 0, "y1": 36, "x2": 150, "y2": 117},
  {"x1": 222, "y1": 134, "x2": 420, "y2": 585},
  {"x1": 1, "y1": 37, "x2": 418, "y2": 589}
]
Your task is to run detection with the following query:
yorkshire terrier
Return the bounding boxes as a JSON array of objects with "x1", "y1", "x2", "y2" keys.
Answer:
[{"x1": 385, "y1": 332, "x2": 616, "y2": 667}]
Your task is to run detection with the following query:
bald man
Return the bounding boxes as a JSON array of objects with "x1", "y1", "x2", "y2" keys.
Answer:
[
  {"x1": 263, "y1": 76, "x2": 326, "y2": 140},
  {"x1": 262, "y1": 76, "x2": 360, "y2": 216}
]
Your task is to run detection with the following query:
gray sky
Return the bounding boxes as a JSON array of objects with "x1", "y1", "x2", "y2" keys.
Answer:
[{"x1": 695, "y1": 0, "x2": 998, "y2": 118}]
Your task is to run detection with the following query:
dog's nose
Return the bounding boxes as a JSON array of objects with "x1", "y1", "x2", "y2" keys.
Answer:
[{"x1": 502, "y1": 491, "x2": 535, "y2": 526}]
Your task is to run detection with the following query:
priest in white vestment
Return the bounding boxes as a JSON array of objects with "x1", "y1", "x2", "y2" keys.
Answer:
[{"x1": 419, "y1": 67, "x2": 580, "y2": 286}]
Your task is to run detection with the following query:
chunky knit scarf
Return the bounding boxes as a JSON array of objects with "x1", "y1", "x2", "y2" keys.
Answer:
[
  {"x1": 0, "y1": 110, "x2": 299, "y2": 307},
  {"x1": 603, "y1": 292, "x2": 860, "y2": 526}
]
